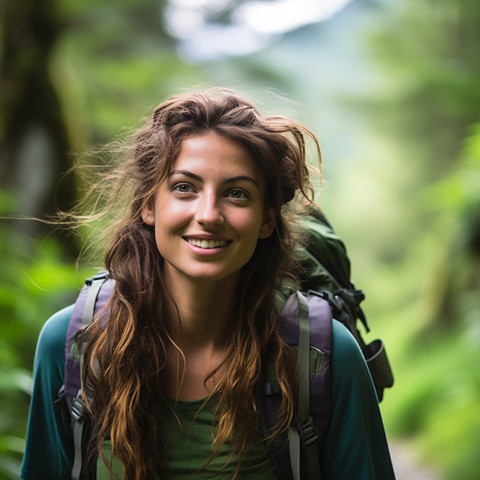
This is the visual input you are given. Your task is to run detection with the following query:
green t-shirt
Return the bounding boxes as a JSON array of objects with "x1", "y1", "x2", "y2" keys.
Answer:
[
  {"x1": 98, "y1": 396, "x2": 277, "y2": 479},
  {"x1": 21, "y1": 305, "x2": 395, "y2": 479}
]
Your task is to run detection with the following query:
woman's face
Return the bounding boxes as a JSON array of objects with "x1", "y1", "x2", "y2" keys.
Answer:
[{"x1": 141, "y1": 131, "x2": 275, "y2": 287}]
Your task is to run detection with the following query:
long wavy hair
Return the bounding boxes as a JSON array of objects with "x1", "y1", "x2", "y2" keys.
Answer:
[{"x1": 80, "y1": 88, "x2": 322, "y2": 479}]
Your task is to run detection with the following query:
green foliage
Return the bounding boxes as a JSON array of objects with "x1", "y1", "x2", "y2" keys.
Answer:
[
  {"x1": 0, "y1": 206, "x2": 92, "y2": 479},
  {"x1": 365, "y1": 0, "x2": 480, "y2": 184},
  {"x1": 344, "y1": 1, "x2": 480, "y2": 475},
  {"x1": 51, "y1": 0, "x2": 207, "y2": 145},
  {"x1": 382, "y1": 318, "x2": 480, "y2": 479},
  {"x1": 376, "y1": 125, "x2": 480, "y2": 479}
]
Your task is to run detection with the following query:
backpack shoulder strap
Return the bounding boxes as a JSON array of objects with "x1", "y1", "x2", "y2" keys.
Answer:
[
  {"x1": 261, "y1": 291, "x2": 333, "y2": 480},
  {"x1": 288, "y1": 291, "x2": 320, "y2": 480},
  {"x1": 63, "y1": 271, "x2": 114, "y2": 480},
  {"x1": 64, "y1": 272, "x2": 113, "y2": 412}
]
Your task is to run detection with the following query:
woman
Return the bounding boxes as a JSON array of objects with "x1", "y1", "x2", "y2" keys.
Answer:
[{"x1": 21, "y1": 88, "x2": 395, "y2": 479}]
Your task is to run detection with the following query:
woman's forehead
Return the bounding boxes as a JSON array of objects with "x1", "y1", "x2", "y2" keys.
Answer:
[{"x1": 172, "y1": 133, "x2": 262, "y2": 179}]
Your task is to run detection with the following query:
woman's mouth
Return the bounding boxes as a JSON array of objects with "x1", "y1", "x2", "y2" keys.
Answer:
[{"x1": 185, "y1": 238, "x2": 229, "y2": 249}]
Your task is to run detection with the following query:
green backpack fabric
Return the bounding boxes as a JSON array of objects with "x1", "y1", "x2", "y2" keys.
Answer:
[{"x1": 283, "y1": 206, "x2": 394, "y2": 402}]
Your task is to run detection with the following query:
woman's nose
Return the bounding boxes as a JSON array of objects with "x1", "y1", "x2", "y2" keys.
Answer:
[{"x1": 194, "y1": 193, "x2": 224, "y2": 226}]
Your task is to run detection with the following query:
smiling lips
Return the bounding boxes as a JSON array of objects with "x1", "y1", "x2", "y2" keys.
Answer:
[{"x1": 185, "y1": 238, "x2": 229, "y2": 249}]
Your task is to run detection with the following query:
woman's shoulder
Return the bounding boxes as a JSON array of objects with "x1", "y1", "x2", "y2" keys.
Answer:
[
  {"x1": 331, "y1": 319, "x2": 364, "y2": 357},
  {"x1": 323, "y1": 321, "x2": 396, "y2": 479},
  {"x1": 330, "y1": 318, "x2": 376, "y2": 396},
  {"x1": 36, "y1": 305, "x2": 74, "y2": 355}
]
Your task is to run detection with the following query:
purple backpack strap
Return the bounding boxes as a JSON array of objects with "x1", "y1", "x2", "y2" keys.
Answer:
[
  {"x1": 260, "y1": 291, "x2": 333, "y2": 480},
  {"x1": 63, "y1": 272, "x2": 115, "y2": 480},
  {"x1": 64, "y1": 272, "x2": 115, "y2": 414}
]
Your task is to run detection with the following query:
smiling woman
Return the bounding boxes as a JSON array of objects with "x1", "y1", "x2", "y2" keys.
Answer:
[
  {"x1": 21, "y1": 87, "x2": 395, "y2": 480},
  {"x1": 141, "y1": 132, "x2": 274, "y2": 286}
]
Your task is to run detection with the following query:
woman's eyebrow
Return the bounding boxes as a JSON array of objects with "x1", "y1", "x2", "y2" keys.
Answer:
[
  {"x1": 168, "y1": 170, "x2": 258, "y2": 186},
  {"x1": 168, "y1": 170, "x2": 201, "y2": 181},
  {"x1": 224, "y1": 176, "x2": 259, "y2": 186}
]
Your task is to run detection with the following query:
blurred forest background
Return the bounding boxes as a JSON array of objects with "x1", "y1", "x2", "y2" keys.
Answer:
[{"x1": 0, "y1": 0, "x2": 479, "y2": 478}]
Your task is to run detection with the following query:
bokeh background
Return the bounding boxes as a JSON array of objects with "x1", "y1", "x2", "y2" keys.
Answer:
[{"x1": 1, "y1": 0, "x2": 479, "y2": 479}]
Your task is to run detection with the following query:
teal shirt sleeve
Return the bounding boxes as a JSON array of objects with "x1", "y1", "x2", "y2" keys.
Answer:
[
  {"x1": 21, "y1": 305, "x2": 75, "y2": 480},
  {"x1": 321, "y1": 319, "x2": 395, "y2": 479}
]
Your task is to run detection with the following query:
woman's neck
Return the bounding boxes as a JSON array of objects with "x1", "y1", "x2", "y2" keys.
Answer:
[
  {"x1": 162, "y1": 268, "x2": 240, "y2": 401},
  {"x1": 164, "y1": 268, "x2": 240, "y2": 350}
]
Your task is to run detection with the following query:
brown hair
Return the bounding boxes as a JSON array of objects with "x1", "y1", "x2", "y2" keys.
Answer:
[{"x1": 80, "y1": 88, "x2": 321, "y2": 479}]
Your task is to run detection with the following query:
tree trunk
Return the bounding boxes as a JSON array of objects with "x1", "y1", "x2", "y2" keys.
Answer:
[{"x1": 0, "y1": 0, "x2": 78, "y2": 256}]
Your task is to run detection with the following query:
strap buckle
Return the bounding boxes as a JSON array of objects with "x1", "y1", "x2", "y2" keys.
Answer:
[
  {"x1": 298, "y1": 416, "x2": 319, "y2": 448},
  {"x1": 86, "y1": 271, "x2": 109, "y2": 286},
  {"x1": 71, "y1": 391, "x2": 85, "y2": 422}
]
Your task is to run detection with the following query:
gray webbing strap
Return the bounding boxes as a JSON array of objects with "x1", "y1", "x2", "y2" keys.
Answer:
[
  {"x1": 297, "y1": 292, "x2": 310, "y2": 421},
  {"x1": 289, "y1": 292, "x2": 321, "y2": 480},
  {"x1": 71, "y1": 273, "x2": 108, "y2": 480},
  {"x1": 82, "y1": 273, "x2": 108, "y2": 325},
  {"x1": 289, "y1": 425, "x2": 301, "y2": 480},
  {"x1": 71, "y1": 409, "x2": 84, "y2": 480}
]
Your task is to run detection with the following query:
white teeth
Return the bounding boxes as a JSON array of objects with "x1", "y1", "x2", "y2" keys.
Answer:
[{"x1": 187, "y1": 238, "x2": 228, "y2": 249}]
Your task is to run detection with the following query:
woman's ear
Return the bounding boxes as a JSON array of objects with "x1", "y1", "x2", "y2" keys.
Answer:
[
  {"x1": 141, "y1": 202, "x2": 155, "y2": 226},
  {"x1": 258, "y1": 210, "x2": 276, "y2": 239}
]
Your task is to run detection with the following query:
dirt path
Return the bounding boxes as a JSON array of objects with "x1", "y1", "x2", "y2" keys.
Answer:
[{"x1": 390, "y1": 440, "x2": 440, "y2": 480}]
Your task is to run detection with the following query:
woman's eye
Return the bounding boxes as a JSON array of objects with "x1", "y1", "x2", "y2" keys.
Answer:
[
  {"x1": 227, "y1": 189, "x2": 248, "y2": 200},
  {"x1": 173, "y1": 183, "x2": 194, "y2": 193}
]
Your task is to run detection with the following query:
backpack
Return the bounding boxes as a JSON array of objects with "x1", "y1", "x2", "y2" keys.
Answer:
[
  {"x1": 264, "y1": 208, "x2": 394, "y2": 479},
  {"x1": 57, "y1": 207, "x2": 394, "y2": 480}
]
